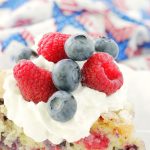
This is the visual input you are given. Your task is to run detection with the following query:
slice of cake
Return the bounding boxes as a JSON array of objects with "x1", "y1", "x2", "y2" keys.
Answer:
[{"x1": 0, "y1": 32, "x2": 145, "y2": 150}]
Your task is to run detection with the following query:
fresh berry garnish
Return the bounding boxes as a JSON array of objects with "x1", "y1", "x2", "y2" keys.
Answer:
[
  {"x1": 48, "y1": 91, "x2": 77, "y2": 122},
  {"x1": 81, "y1": 132, "x2": 109, "y2": 149},
  {"x1": 52, "y1": 59, "x2": 81, "y2": 92},
  {"x1": 15, "y1": 47, "x2": 38, "y2": 62},
  {"x1": 81, "y1": 53, "x2": 123, "y2": 95},
  {"x1": 95, "y1": 37, "x2": 119, "y2": 59},
  {"x1": 13, "y1": 60, "x2": 57, "y2": 103},
  {"x1": 65, "y1": 34, "x2": 94, "y2": 61},
  {"x1": 37, "y1": 32, "x2": 70, "y2": 63}
]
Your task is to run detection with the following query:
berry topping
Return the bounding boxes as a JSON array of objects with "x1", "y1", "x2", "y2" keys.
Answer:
[
  {"x1": 81, "y1": 132, "x2": 109, "y2": 149},
  {"x1": 52, "y1": 59, "x2": 81, "y2": 92},
  {"x1": 37, "y1": 32, "x2": 70, "y2": 63},
  {"x1": 65, "y1": 34, "x2": 94, "y2": 61},
  {"x1": 81, "y1": 53, "x2": 123, "y2": 95},
  {"x1": 13, "y1": 60, "x2": 57, "y2": 103},
  {"x1": 48, "y1": 91, "x2": 77, "y2": 122},
  {"x1": 95, "y1": 37, "x2": 119, "y2": 59},
  {"x1": 15, "y1": 47, "x2": 38, "y2": 62}
]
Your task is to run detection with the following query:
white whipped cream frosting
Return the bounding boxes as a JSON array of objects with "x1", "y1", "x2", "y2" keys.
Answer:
[{"x1": 3, "y1": 56, "x2": 128, "y2": 144}]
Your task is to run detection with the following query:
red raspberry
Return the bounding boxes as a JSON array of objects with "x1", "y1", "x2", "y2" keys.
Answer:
[
  {"x1": 50, "y1": 146, "x2": 61, "y2": 150},
  {"x1": 81, "y1": 52, "x2": 123, "y2": 95},
  {"x1": 13, "y1": 60, "x2": 57, "y2": 103},
  {"x1": 81, "y1": 132, "x2": 109, "y2": 149},
  {"x1": 37, "y1": 32, "x2": 70, "y2": 63}
]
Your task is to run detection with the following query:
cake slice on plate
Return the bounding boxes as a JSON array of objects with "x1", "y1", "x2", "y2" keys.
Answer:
[{"x1": 0, "y1": 32, "x2": 145, "y2": 150}]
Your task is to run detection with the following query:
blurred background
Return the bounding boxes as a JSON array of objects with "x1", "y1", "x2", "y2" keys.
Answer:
[{"x1": 0, "y1": 0, "x2": 150, "y2": 148}]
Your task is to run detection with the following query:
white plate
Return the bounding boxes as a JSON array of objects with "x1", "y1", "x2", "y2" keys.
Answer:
[
  {"x1": 121, "y1": 56, "x2": 150, "y2": 149},
  {"x1": 136, "y1": 131, "x2": 150, "y2": 149}
]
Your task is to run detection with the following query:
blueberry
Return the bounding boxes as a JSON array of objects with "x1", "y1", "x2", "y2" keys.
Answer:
[
  {"x1": 48, "y1": 91, "x2": 77, "y2": 122},
  {"x1": 65, "y1": 34, "x2": 94, "y2": 61},
  {"x1": 15, "y1": 47, "x2": 38, "y2": 62},
  {"x1": 125, "y1": 144, "x2": 138, "y2": 150},
  {"x1": 95, "y1": 37, "x2": 119, "y2": 59},
  {"x1": 52, "y1": 59, "x2": 81, "y2": 92}
]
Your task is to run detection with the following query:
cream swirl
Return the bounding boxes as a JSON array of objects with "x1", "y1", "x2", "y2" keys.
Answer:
[{"x1": 3, "y1": 56, "x2": 128, "y2": 144}]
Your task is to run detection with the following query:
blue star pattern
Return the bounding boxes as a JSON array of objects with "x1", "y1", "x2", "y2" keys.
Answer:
[
  {"x1": 0, "y1": 0, "x2": 27, "y2": 10},
  {"x1": 1, "y1": 33, "x2": 27, "y2": 52},
  {"x1": 53, "y1": 3, "x2": 86, "y2": 32},
  {"x1": 103, "y1": 0, "x2": 150, "y2": 60},
  {"x1": 104, "y1": 0, "x2": 147, "y2": 27},
  {"x1": 0, "y1": 0, "x2": 150, "y2": 62}
]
